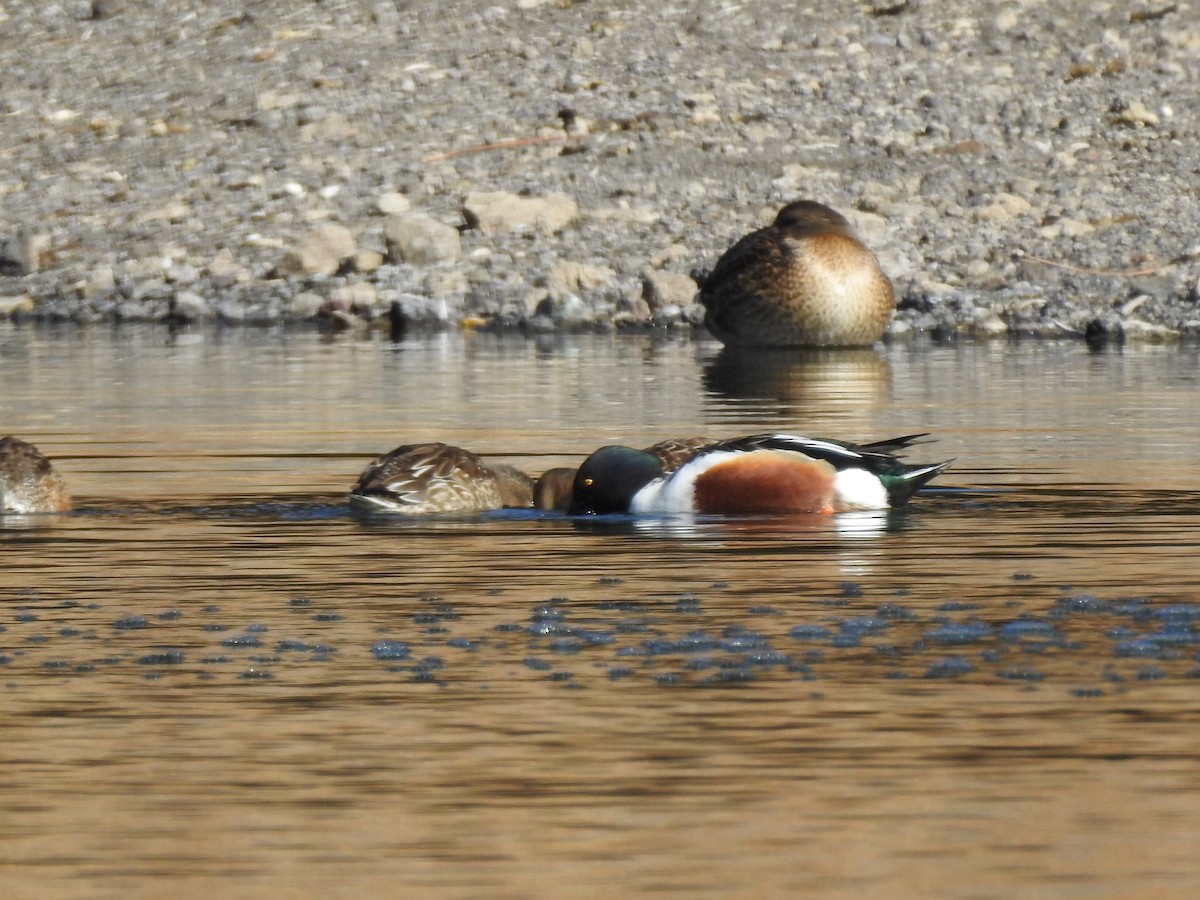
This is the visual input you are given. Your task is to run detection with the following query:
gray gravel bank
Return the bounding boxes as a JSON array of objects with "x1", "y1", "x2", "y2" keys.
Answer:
[{"x1": 1, "y1": 0, "x2": 1198, "y2": 341}]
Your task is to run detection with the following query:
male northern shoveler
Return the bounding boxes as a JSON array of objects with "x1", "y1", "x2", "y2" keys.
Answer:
[
  {"x1": 534, "y1": 437, "x2": 712, "y2": 512},
  {"x1": 350, "y1": 442, "x2": 534, "y2": 514},
  {"x1": 699, "y1": 200, "x2": 894, "y2": 348},
  {"x1": 0, "y1": 436, "x2": 72, "y2": 514},
  {"x1": 567, "y1": 433, "x2": 949, "y2": 516}
]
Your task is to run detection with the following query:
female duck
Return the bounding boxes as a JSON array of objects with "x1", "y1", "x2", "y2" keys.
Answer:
[
  {"x1": 699, "y1": 200, "x2": 894, "y2": 348},
  {"x1": 0, "y1": 436, "x2": 72, "y2": 514},
  {"x1": 350, "y1": 442, "x2": 534, "y2": 514}
]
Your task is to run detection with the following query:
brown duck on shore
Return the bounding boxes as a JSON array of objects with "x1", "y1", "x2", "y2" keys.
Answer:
[
  {"x1": 699, "y1": 200, "x2": 894, "y2": 348},
  {"x1": 350, "y1": 442, "x2": 534, "y2": 514},
  {"x1": 0, "y1": 436, "x2": 72, "y2": 514}
]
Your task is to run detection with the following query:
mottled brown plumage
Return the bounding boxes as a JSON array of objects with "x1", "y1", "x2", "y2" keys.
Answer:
[
  {"x1": 349, "y1": 442, "x2": 533, "y2": 514},
  {"x1": 0, "y1": 436, "x2": 72, "y2": 514},
  {"x1": 700, "y1": 200, "x2": 894, "y2": 348},
  {"x1": 644, "y1": 436, "x2": 713, "y2": 473},
  {"x1": 534, "y1": 436, "x2": 712, "y2": 512},
  {"x1": 533, "y1": 467, "x2": 577, "y2": 511}
]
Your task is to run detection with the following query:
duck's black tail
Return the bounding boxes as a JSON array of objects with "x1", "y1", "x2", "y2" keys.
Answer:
[{"x1": 882, "y1": 459, "x2": 953, "y2": 507}]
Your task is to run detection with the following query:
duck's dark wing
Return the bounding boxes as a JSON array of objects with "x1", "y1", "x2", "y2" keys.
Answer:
[
  {"x1": 705, "y1": 433, "x2": 929, "y2": 475},
  {"x1": 698, "y1": 226, "x2": 788, "y2": 306}
]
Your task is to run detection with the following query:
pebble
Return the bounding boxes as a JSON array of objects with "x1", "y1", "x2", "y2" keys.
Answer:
[
  {"x1": 383, "y1": 214, "x2": 462, "y2": 265},
  {"x1": 641, "y1": 270, "x2": 698, "y2": 312},
  {"x1": 352, "y1": 250, "x2": 385, "y2": 273},
  {"x1": 281, "y1": 224, "x2": 357, "y2": 277},
  {"x1": 463, "y1": 191, "x2": 579, "y2": 237},
  {"x1": 327, "y1": 281, "x2": 380, "y2": 316},
  {"x1": 0, "y1": 295, "x2": 35, "y2": 318},
  {"x1": 546, "y1": 261, "x2": 616, "y2": 303},
  {"x1": 82, "y1": 265, "x2": 117, "y2": 299},
  {"x1": 171, "y1": 291, "x2": 211, "y2": 322},
  {"x1": 1, "y1": 230, "x2": 49, "y2": 275},
  {"x1": 375, "y1": 192, "x2": 412, "y2": 217},
  {"x1": 287, "y1": 291, "x2": 324, "y2": 318}
]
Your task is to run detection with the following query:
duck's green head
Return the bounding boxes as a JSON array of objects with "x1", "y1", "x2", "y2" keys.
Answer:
[{"x1": 567, "y1": 445, "x2": 663, "y2": 515}]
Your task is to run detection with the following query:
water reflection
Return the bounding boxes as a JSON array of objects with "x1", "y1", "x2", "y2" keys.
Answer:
[
  {"x1": 3, "y1": 326, "x2": 1200, "y2": 897},
  {"x1": 702, "y1": 346, "x2": 891, "y2": 427}
]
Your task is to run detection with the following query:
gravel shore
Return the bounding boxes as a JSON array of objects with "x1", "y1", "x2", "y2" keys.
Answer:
[{"x1": 2, "y1": 0, "x2": 1198, "y2": 341}]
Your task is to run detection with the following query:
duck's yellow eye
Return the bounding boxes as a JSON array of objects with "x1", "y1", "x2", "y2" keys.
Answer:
[{"x1": 583, "y1": 477, "x2": 594, "y2": 487}]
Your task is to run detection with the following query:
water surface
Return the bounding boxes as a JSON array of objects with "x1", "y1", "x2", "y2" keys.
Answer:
[{"x1": 3, "y1": 325, "x2": 1200, "y2": 897}]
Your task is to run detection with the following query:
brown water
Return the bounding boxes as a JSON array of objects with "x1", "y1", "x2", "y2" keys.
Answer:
[{"x1": 3, "y1": 325, "x2": 1200, "y2": 898}]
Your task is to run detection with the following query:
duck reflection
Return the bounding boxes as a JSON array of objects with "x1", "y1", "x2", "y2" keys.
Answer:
[
  {"x1": 569, "y1": 508, "x2": 902, "y2": 539},
  {"x1": 702, "y1": 347, "x2": 891, "y2": 417},
  {"x1": 566, "y1": 508, "x2": 907, "y2": 580}
]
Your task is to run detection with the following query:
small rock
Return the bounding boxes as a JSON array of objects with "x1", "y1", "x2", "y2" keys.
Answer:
[
  {"x1": 977, "y1": 192, "x2": 1033, "y2": 221},
  {"x1": 383, "y1": 214, "x2": 462, "y2": 265},
  {"x1": 1041, "y1": 217, "x2": 1095, "y2": 239},
  {"x1": 977, "y1": 314, "x2": 1009, "y2": 336},
  {"x1": 655, "y1": 303, "x2": 684, "y2": 325},
  {"x1": 535, "y1": 292, "x2": 591, "y2": 324},
  {"x1": 352, "y1": 249, "x2": 385, "y2": 273},
  {"x1": 588, "y1": 205, "x2": 661, "y2": 225},
  {"x1": 1120, "y1": 294, "x2": 1151, "y2": 316},
  {"x1": 289, "y1": 291, "x2": 325, "y2": 319},
  {"x1": 388, "y1": 292, "x2": 453, "y2": 324},
  {"x1": 165, "y1": 262, "x2": 199, "y2": 285},
  {"x1": 280, "y1": 224, "x2": 356, "y2": 276},
  {"x1": 0, "y1": 230, "x2": 50, "y2": 275},
  {"x1": 328, "y1": 281, "x2": 380, "y2": 315},
  {"x1": 206, "y1": 248, "x2": 246, "y2": 284},
  {"x1": 216, "y1": 300, "x2": 247, "y2": 322},
  {"x1": 90, "y1": 0, "x2": 127, "y2": 17},
  {"x1": 642, "y1": 271, "x2": 698, "y2": 312},
  {"x1": 650, "y1": 243, "x2": 689, "y2": 268},
  {"x1": 619, "y1": 296, "x2": 653, "y2": 323},
  {"x1": 130, "y1": 277, "x2": 170, "y2": 303},
  {"x1": 257, "y1": 91, "x2": 298, "y2": 112},
  {"x1": 0, "y1": 295, "x2": 36, "y2": 318},
  {"x1": 463, "y1": 191, "x2": 579, "y2": 236},
  {"x1": 82, "y1": 264, "x2": 117, "y2": 298},
  {"x1": 993, "y1": 9, "x2": 1020, "y2": 31},
  {"x1": 139, "y1": 201, "x2": 191, "y2": 224},
  {"x1": 427, "y1": 269, "x2": 469, "y2": 299},
  {"x1": 1112, "y1": 100, "x2": 1159, "y2": 128},
  {"x1": 170, "y1": 290, "x2": 211, "y2": 322},
  {"x1": 1059, "y1": 217, "x2": 1096, "y2": 238},
  {"x1": 1120, "y1": 318, "x2": 1178, "y2": 342},
  {"x1": 375, "y1": 192, "x2": 412, "y2": 216},
  {"x1": 547, "y1": 261, "x2": 615, "y2": 302}
]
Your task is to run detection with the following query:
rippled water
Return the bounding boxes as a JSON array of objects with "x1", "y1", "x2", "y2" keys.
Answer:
[{"x1": 3, "y1": 325, "x2": 1200, "y2": 897}]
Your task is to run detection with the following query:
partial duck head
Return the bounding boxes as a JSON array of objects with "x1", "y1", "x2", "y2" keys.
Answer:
[{"x1": 567, "y1": 446, "x2": 663, "y2": 515}]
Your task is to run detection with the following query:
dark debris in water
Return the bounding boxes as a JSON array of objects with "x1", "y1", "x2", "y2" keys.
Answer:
[{"x1": 4, "y1": 587, "x2": 1200, "y2": 693}]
